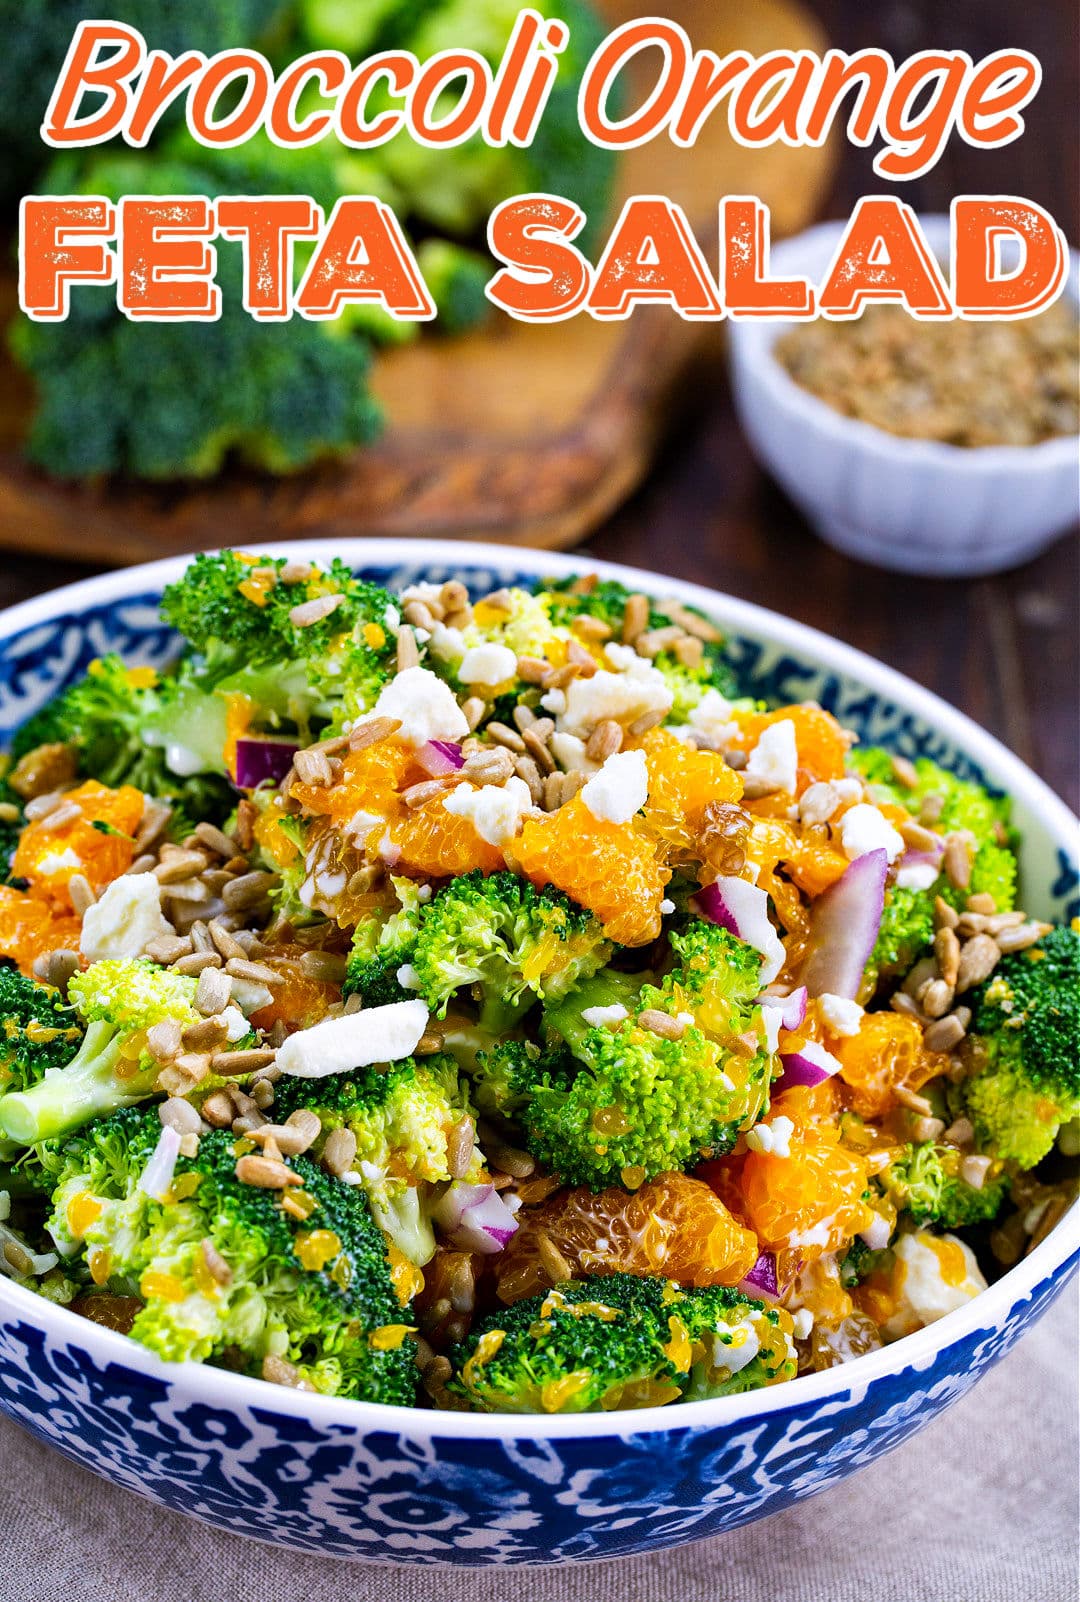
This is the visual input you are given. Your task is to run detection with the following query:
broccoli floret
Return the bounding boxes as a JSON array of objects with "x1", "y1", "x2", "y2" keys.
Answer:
[
  {"x1": 470, "y1": 1039, "x2": 540, "y2": 1118},
  {"x1": 0, "y1": 968, "x2": 83, "y2": 1096},
  {"x1": 882, "y1": 1141, "x2": 1008, "y2": 1229},
  {"x1": 156, "y1": 551, "x2": 399, "y2": 760},
  {"x1": 871, "y1": 887, "x2": 937, "y2": 982},
  {"x1": 960, "y1": 926, "x2": 1080, "y2": 1169},
  {"x1": 343, "y1": 878, "x2": 424, "y2": 1009},
  {"x1": 0, "y1": 960, "x2": 199, "y2": 1145},
  {"x1": 10, "y1": 147, "x2": 381, "y2": 483},
  {"x1": 272, "y1": 1053, "x2": 482, "y2": 1264},
  {"x1": 853, "y1": 752, "x2": 1019, "y2": 984},
  {"x1": 409, "y1": 871, "x2": 612, "y2": 1032},
  {"x1": 451, "y1": 1274, "x2": 796, "y2": 1413},
  {"x1": 41, "y1": 1106, "x2": 415, "y2": 1401},
  {"x1": 531, "y1": 932, "x2": 773, "y2": 1188},
  {"x1": 14, "y1": 656, "x2": 236, "y2": 832}
]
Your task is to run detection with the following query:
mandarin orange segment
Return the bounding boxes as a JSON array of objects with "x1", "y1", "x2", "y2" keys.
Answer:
[
  {"x1": 739, "y1": 1125, "x2": 873, "y2": 1259},
  {"x1": 291, "y1": 741, "x2": 413, "y2": 825},
  {"x1": 13, "y1": 780, "x2": 143, "y2": 906},
  {"x1": 638, "y1": 728, "x2": 743, "y2": 864},
  {"x1": 247, "y1": 952, "x2": 341, "y2": 1034},
  {"x1": 0, "y1": 886, "x2": 82, "y2": 977},
  {"x1": 390, "y1": 795, "x2": 504, "y2": 879},
  {"x1": 494, "y1": 1172, "x2": 759, "y2": 1304},
  {"x1": 785, "y1": 836, "x2": 851, "y2": 898},
  {"x1": 511, "y1": 794, "x2": 668, "y2": 947},
  {"x1": 835, "y1": 1013, "x2": 950, "y2": 1117},
  {"x1": 731, "y1": 705, "x2": 850, "y2": 784}
]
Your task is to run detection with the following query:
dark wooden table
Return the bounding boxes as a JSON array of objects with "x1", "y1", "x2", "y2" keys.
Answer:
[{"x1": 1, "y1": 0, "x2": 1076, "y2": 810}]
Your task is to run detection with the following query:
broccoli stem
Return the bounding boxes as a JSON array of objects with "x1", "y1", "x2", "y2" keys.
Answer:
[{"x1": 0, "y1": 1022, "x2": 156, "y2": 1145}]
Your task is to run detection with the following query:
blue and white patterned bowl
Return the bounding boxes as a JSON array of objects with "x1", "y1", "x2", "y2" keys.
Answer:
[{"x1": 0, "y1": 540, "x2": 1076, "y2": 1567}]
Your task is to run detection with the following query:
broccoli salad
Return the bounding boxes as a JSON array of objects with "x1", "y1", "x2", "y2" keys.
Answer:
[{"x1": 0, "y1": 554, "x2": 1075, "y2": 1414}]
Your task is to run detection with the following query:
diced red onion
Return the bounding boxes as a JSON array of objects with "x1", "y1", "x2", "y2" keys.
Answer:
[
  {"x1": 138, "y1": 1125, "x2": 182, "y2": 1201},
  {"x1": 234, "y1": 736, "x2": 300, "y2": 791},
  {"x1": 760, "y1": 986, "x2": 808, "y2": 1032},
  {"x1": 415, "y1": 740, "x2": 464, "y2": 778},
  {"x1": 775, "y1": 1039, "x2": 842, "y2": 1094},
  {"x1": 901, "y1": 844, "x2": 944, "y2": 871},
  {"x1": 431, "y1": 1181, "x2": 519, "y2": 1255},
  {"x1": 695, "y1": 877, "x2": 785, "y2": 984},
  {"x1": 796, "y1": 848, "x2": 888, "y2": 1000},
  {"x1": 738, "y1": 1249, "x2": 780, "y2": 1302}
]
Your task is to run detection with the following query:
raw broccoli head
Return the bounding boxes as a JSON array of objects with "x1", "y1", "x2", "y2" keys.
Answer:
[
  {"x1": 0, "y1": 960, "x2": 199, "y2": 1146},
  {"x1": 43, "y1": 1106, "x2": 415, "y2": 1401},
  {"x1": 961, "y1": 925, "x2": 1080, "y2": 1169},
  {"x1": 0, "y1": 967, "x2": 83, "y2": 1095},
  {"x1": 882, "y1": 1141, "x2": 1007, "y2": 1229},
  {"x1": 853, "y1": 752, "x2": 1019, "y2": 984},
  {"x1": 531, "y1": 951, "x2": 772, "y2": 1188},
  {"x1": 11, "y1": 147, "x2": 381, "y2": 483},
  {"x1": 366, "y1": 0, "x2": 615, "y2": 248},
  {"x1": 272, "y1": 1052, "x2": 482, "y2": 1264},
  {"x1": 0, "y1": 0, "x2": 292, "y2": 207},
  {"x1": 410, "y1": 871, "x2": 613, "y2": 1030},
  {"x1": 451, "y1": 1273, "x2": 795, "y2": 1413}
]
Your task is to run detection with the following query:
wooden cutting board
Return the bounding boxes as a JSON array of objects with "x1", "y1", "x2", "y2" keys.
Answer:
[{"x1": 0, "y1": 0, "x2": 834, "y2": 565}]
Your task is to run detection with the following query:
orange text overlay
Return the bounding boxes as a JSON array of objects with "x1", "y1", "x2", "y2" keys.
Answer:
[
  {"x1": 44, "y1": 17, "x2": 1041, "y2": 183},
  {"x1": 20, "y1": 194, "x2": 1068, "y2": 324}
]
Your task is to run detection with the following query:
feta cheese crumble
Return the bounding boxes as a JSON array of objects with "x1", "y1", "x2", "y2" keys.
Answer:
[
  {"x1": 80, "y1": 875, "x2": 174, "y2": 964},
  {"x1": 277, "y1": 1000, "x2": 429, "y2": 1079},
  {"x1": 745, "y1": 719, "x2": 798, "y2": 795},
  {"x1": 443, "y1": 776, "x2": 535, "y2": 847},
  {"x1": 883, "y1": 1231, "x2": 987, "y2": 1340},
  {"x1": 458, "y1": 642, "x2": 517, "y2": 686},
  {"x1": 687, "y1": 689, "x2": 740, "y2": 750},
  {"x1": 896, "y1": 861, "x2": 940, "y2": 891},
  {"x1": 818, "y1": 993, "x2": 864, "y2": 1038},
  {"x1": 744, "y1": 1114, "x2": 795, "y2": 1157},
  {"x1": 839, "y1": 803, "x2": 905, "y2": 863},
  {"x1": 581, "y1": 749, "x2": 649, "y2": 825},
  {"x1": 372, "y1": 666, "x2": 468, "y2": 747},
  {"x1": 558, "y1": 660, "x2": 673, "y2": 738},
  {"x1": 581, "y1": 1003, "x2": 628, "y2": 1030}
]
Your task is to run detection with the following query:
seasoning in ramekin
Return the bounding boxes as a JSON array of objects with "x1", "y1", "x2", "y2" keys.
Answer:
[{"x1": 774, "y1": 298, "x2": 1079, "y2": 447}]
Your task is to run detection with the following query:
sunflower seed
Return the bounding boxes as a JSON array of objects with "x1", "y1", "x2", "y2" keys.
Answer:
[
  {"x1": 322, "y1": 1126, "x2": 358, "y2": 1177},
  {"x1": 349, "y1": 716, "x2": 401, "y2": 752},
  {"x1": 235, "y1": 1154, "x2": 301, "y2": 1189},
  {"x1": 923, "y1": 1014, "x2": 967, "y2": 1053},
  {"x1": 487, "y1": 721, "x2": 526, "y2": 753},
  {"x1": 289, "y1": 594, "x2": 344, "y2": 628},
  {"x1": 461, "y1": 696, "x2": 486, "y2": 731},
  {"x1": 956, "y1": 934, "x2": 1001, "y2": 992},
  {"x1": 934, "y1": 927, "x2": 961, "y2": 988},
  {"x1": 994, "y1": 921, "x2": 1050, "y2": 952},
  {"x1": 621, "y1": 593, "x2": 650, "y2": 644},
  {"x1": 158, "y1": 1098, "x2": 202, "y2": 1135},
  {"x1": 446, "y1": 1117, "x2": 475, "y2": 1180},
  {"x1": 586, "y1": 720, "x2": 623, "y2": 762},
  {"x1": 195, "y1": 966, "x2": 232, "y2": 1016},
  {"x1": 943, "y1": 833, "x2": 973, "y2": 889},
  {"x1": 222, "y1": 872, "x2": 277, "y2": 911}
]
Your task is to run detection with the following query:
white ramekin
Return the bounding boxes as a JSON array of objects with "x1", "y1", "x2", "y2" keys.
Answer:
[{"x1": 728, "y1": 216, "x2": 1079, "y2": 576}]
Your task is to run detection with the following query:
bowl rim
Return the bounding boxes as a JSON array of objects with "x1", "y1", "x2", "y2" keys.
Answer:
[
  {"x1": 0, "y1": 536, "x2": 1076, "y2": 1444},
  {"x1": 727, "y1": 214, "x2": 1080, "y2": 474}
]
